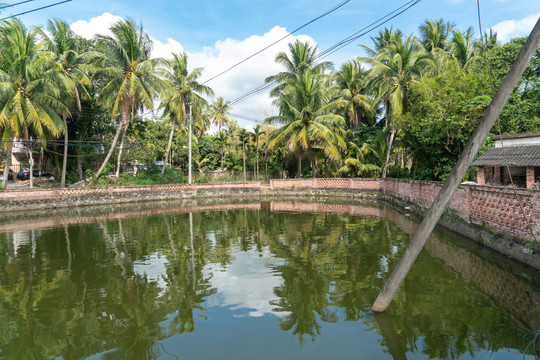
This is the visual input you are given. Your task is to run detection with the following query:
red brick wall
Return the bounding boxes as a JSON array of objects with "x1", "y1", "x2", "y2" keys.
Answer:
[{"x1": 271, "y1": 178, "x2": 540, "y2": 242}]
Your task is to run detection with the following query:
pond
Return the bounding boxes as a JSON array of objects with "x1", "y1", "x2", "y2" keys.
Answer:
[{"x1": 0, "y1": 199, "x2": 539, "y2": 359}]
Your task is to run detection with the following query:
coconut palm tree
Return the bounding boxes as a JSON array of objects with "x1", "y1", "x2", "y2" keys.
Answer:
[
  {"x1": 251, "y1": 124, "x2": 266, "y2": 180},
  {"x1": 0, "y1": 19, "x2": 67, "y2": 188},
  {"x1": 38, "y1": 19, "x2": 94, "y2": 187},
  {"x1": 265, "y1": 40, "x2": 333, "y2": 98},
  {"x1": 158, "y1": 52, "x2": 213, "y2": 174},
  {"x1": 266, "y1": 70, "x2": 346, "y2": 178},
  {"x1": 335, "y1": 60, "x2": 375, "y2": 129},
  {"x1": 418, "y1": 19, "x2": 455, "y2": 52},
  {"x1": 210, "y1": 97, "x2": 231, "y2": 134},
  {"x1": 359, "y1": 32, "x2": 435, "y2": 178},
  {"x1": 450, "y1": 27, "x2": 479, "y2": 69},
  {"x1": 237, "y1": 128, "x2": 250, "y2": 181},
  {"x1": 94, "y1": 19, "x2": 162, "y2": 178}
]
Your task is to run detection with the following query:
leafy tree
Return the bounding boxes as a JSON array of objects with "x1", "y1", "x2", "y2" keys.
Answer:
[
  {"x1": 158, "y1": 52, "x2": 213, "y2": 174},
  {"x1": 38, "y1": 19, "x2": 94, "y2": 187},
  {"x1": 94, "y1": 19, "x2": 162, "y2": 178},
  {"x1": 210, "y1": 96, "x2": 231, "y2": 134},
  {"x1": 267, "y1": 70, "x2": 346, "y2": 178},
  {"x1": 0, "y1": 19, "x2": 67, "y2": 187},
  {"x1": 359, "y1": 32, "x2": 436, "y2": 177},
  {"x1": 335, "y1": 60, "x2": 375, "y2": 128}
]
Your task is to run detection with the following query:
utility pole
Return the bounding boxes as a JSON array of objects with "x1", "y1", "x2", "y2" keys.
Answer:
[
  {"x1": 371, "y1": 18, "x2": 540, "y2": 313},
  {"x1": 188, "y1": 103, "x2": 192, "y2": 184}
]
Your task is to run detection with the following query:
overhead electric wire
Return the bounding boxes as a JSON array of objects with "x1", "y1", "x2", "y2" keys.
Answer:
[
  {"x1": 0, "y1": 0, "x2": 71, "y2": 20},
  {"x1": 229, "y1": 0, "x2": 423, "y2": 107},
  {"x1": 201, "y1": 0, "x2": 351, "y2": 85},
  {"x1": 0, "y1": 0, "x2": 37, "y2": 9}
]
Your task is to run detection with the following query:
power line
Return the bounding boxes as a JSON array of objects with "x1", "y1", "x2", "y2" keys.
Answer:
[
  {"x1": 201, "y1": 0, "x2": 351, "y2": 85},
  {"x1": 228, "y1": 0, "x2": 423, "y2": 107},
  {"x1": 0, "y1": 0, "x2": 38, "y2": 9},
  {"x1": 0, "y1": 0, "x2": 72, "y2": 21}
]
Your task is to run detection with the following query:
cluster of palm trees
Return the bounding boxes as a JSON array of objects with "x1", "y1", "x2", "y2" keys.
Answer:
[
  {"x1": 0, "y1": 17, "x2": 234, "y2": 187},
  {"x1": 0, "y1": 16, "x2": 500, "y2": 186},
  {"x1": 264, "y1": 19, "x2": 497, "y2": 178}
]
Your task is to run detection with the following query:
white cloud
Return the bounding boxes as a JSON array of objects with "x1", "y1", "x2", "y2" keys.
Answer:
[
  {"x1": 204, "y1": 246, "x2": 288, "y2": 317},
  {"x1": 492, "y1": 13, "x2": 540, "y2": 43},
  {"x1": 151, "y1": 37, "x2": 185, "y2": 60},
  {"x1": 70, "y1": 12, "x2": 123, "y2": 39},
  {"x1": 190, "y1": 26, "x2": 317, "y2": 123}
]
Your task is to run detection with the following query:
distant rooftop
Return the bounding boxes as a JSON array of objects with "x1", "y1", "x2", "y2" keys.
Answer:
[{"x1": 472, "y1": 145, "x2": 540, "y2": 167}]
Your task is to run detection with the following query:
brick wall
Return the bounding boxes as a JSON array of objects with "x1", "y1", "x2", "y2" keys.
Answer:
[
  {"x1": 1, "y1": 178, "x2": 539, "y2": 243},
  {"x1": 270, "y1": 178, "x2": 540, "y2": 243}
]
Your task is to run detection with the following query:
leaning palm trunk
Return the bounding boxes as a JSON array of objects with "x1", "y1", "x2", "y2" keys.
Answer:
[
  {"x1": 2, "y1": 145, "x2": 12, "y2": 189},
  {"x1": 61, "y1": 115, "x2": 68, "y2": 187},
  {"x1": 115, "y1": 122, "x2": 128, "y2": 177},
  {"x1": 162, "y1": 120, "x2": 176, "y2": 174},
  {"x1": 382, "y1": 127, "x2": 396, "y2": 178},
  {"x1": 95, "y1": 116, "x2": 126, "y2": 179}
]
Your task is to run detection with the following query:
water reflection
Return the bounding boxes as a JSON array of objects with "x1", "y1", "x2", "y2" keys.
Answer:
[{"x1": 0, "y1": 199, "x2": 538, "y2": 359}]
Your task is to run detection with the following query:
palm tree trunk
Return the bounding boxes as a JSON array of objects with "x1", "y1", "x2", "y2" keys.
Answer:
[
  {"x1": 2, "y1": 144, "x2": 12, "y2": 189},
  {"x1": 61, "y1": 115, "x2": 68, "y2": 187},
  {"x1": 77, "y1": 144, "x2": 83, "y2": 180},
  {"x1": 308, "y1": 144, "x2": 317, "y2": 179},
  {"x1": 95, "y1": 116, "x2": 126, "y2": 179},
  {"x1": 382, "y1": 127, "x2": 396, "y2": 179},
  {"x1": 115, "y1": 121, "x2": 128, "y2": 177},
  {"x1": 255, "y1": 139, "x2": 259, "y2": 180},
  {"x1": 243, "y1": 142, "x2": 246, "y2": 182},
  {"x1": 162, "y1": 120, "x2": 176, "y2": 174},
  {"x1": 27, "y1": 146, "x2": 34, "y2": 189},
  {"x1": 297, "y1": 156, "x2": 302, "y2": 177}
]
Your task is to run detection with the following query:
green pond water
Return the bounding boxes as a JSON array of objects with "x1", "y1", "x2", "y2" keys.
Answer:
[{"x1": 0, "y1": 199, "x2": 539, "y2": 360}]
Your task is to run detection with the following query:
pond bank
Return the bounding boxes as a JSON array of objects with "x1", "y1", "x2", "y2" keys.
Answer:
[{"x1": 1, "y1": 178, "x2": 538, "y2": 269}]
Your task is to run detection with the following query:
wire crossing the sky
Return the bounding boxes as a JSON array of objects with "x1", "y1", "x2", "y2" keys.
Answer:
[
  {"x1": 0, "y1": 0, "x2": 72, "y2": 20},
  {"x1": 201, "y1": 0, "x2": 351, "y2": 85},
  {"x1": 229, "y1": 0, "x2": 423, "y2": 107}
]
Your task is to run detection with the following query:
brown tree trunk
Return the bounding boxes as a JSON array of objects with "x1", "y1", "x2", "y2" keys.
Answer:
[
  {"x1": 95, "y1": 114, "x2": 126, "y2": 179},
  {"x1": 162, "y1": 119, "x2": 176, "y2": 174},
  {"x1": 2, "y1": 144, "x2": 12, "y2": 189},
  {"x1": 61, "y1": 115, "x2": 68, "y2": 187},
  {"x1": 382, "y1": 127, "x2": 396, "y2": 179}
]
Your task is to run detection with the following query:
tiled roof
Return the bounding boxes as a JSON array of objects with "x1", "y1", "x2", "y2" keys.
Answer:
[{"x1": 472, "y1": 145, "x2": 540, "y2": 166}]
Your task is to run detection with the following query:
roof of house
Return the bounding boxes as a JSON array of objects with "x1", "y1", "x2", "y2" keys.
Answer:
[
  {"x1": 472, "y1": 145, "x2": 540, "y2": 167},
  {"x1": 490, "y1": 131, "x2": 540, "y2": 141}
]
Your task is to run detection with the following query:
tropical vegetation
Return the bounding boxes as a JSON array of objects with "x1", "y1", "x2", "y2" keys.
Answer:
[{"x1": 0, "y1": 17, "x2": 538, "y2": 187}]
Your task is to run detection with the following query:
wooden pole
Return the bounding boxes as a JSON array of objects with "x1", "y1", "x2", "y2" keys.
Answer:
[{"x1": 371, "y1": 17, "x2": 540, "y2": 313}]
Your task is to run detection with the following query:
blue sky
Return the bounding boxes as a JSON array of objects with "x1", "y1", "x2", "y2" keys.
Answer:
[{"x1": 7, "y1": 0, "x2": 540, "y2": 127}]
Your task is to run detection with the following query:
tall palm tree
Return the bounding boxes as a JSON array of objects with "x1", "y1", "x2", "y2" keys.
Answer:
[
  {"x1": 359, "y1": 32, "x2": 435, "y2": 177},
  {"x1": 450, "y1": 27, "x2": 479, "y2": 69},
  {"x1": 210, "y1": 97, "x2": 231, "y2": 134},
  {"x1": 39, "y1": 19, "x2": 93, "y2": 187},
  {"x1": 265, "y1": 40, "x2": 333, "y2": 98},
  {"x1": 266, "y1": 71, "x2": 346, "y2": 178},
  {"x1": 418, "y1": 19, "x2": 455, "y2": 52},
  {"x1": 251, "y1": 124, "x2": 266, "y2": 180},
  {"x1": 237, "y1": 128, "x2": 250, "y2": 181},
  {"x1": 158, "y1": 52, "x2": 213, "y2": 174},
  {"x1": 0, "y1": 19, "x2": 67, "y2": 187},
  {"x1": 335, "y1": 60, "x2": 375, "y2": 129},
  {"x1": 94, "y1": 19, "x2": 162, "y2": 178}
]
